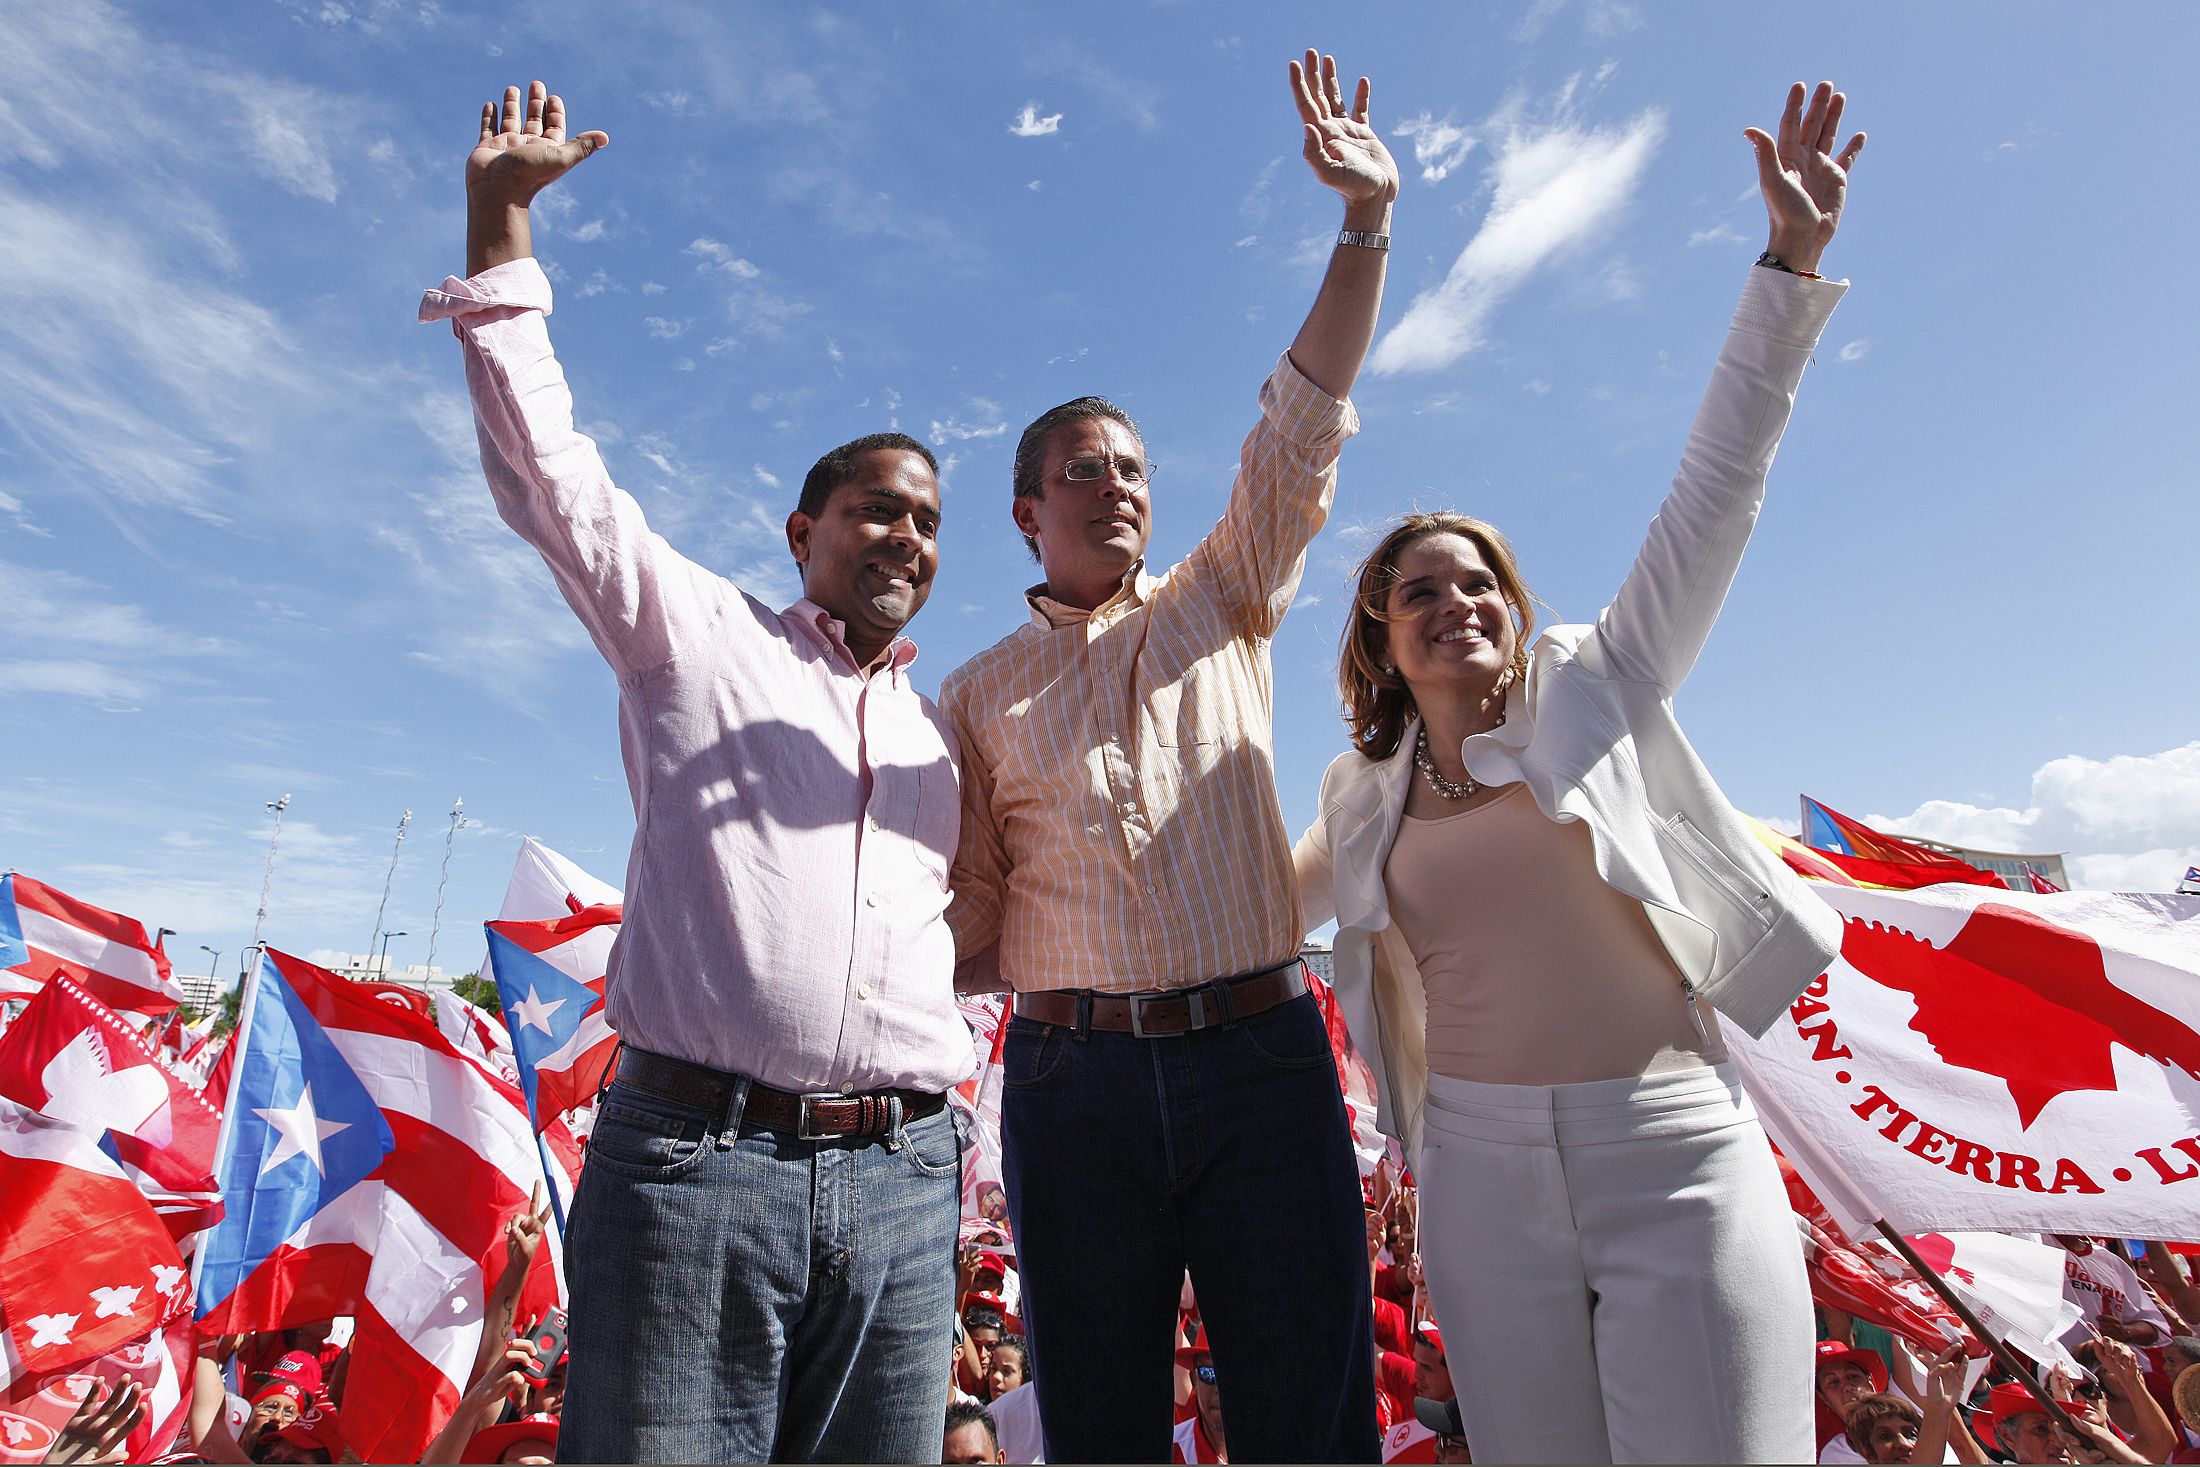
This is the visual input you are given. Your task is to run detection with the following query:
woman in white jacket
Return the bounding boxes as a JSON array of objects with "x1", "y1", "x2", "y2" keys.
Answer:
[{"x1": 1293, "y1": 82, "x2": 1865, "y2": 1464}]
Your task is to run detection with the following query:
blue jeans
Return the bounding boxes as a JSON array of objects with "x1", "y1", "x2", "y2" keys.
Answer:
[
  {"x1": 559, "y1": 1071, "x2": 961, "y2": 1464},
  {"x1": 1001, "y1": 991, "x2": 1379, "y2": 1463}
]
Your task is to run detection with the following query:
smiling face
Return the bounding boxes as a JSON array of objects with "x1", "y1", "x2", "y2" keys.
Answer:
[
  {"x1": 1382, "y1": 532, "x2": 1521, "y2": 705},
  {"x1": 785, "y1": 448, "x2": 940, "y2": 663},
  {"x1": 1816, "y1": 1361, "x2": 1875, "y2": 1414},
  {"x1": 1013, "y1": 416, "x2": 1151, "y2": 607},
  {"x1": 1862, "y1": 1412, "x2": 1921, "y2": 1465}
]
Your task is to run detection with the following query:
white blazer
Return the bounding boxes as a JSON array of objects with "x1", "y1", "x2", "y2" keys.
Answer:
[{"x1": 1294, "y1": 267, "x2": 1848, "y2": 1162}]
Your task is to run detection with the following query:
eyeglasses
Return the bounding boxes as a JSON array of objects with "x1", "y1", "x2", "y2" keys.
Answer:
[
  {"x1": 1194, "y1": 1364, "x2": 1217, "y2": 1384},
  {"x1": 2072, "y1": 1380, "x2": 2106, "y2": 1400},
  {"x1": 1054, "y1": 454, "x2": 1155, "y2": 487}
]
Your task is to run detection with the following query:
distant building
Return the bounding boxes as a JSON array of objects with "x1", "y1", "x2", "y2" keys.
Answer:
[
  {"x1": 1300, "y1": 945, "x2": 1335, "y2": 986},
  {"x1": 176, "y1": 970, "x2": 226, "y2": 1015},
  {"x1": 1905, "y1": 839, "x2": 2071, "y2": 893},
  {"x1": 327, "y1": 953, "x2": 462, "y2": 992}
]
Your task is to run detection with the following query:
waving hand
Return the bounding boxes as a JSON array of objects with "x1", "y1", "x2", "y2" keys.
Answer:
[{"x1": 1744, "y1": 81, "x2": 1864, "y2": 275}]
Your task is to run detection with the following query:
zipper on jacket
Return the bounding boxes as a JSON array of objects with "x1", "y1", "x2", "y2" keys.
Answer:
[
  {"x1": 1679, "y1": 976, "x2": 1712, "y2": 1045},
  {"x1": 1664, "y1": 814, "x2": 1772, "y2": 913}
]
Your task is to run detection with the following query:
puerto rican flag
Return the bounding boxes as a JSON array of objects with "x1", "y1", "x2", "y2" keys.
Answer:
[
  {"x1": 0, "y1": 875, "x2": 181, "y2": 1017},
  {"x1": 196, "y1": 950, "x2": 558, "y2": 1463},
  {"x1": 0, "y1": 976, "x2": 223, "y2": 1245},
  {"x1": 483, "y1": 906, "x2": 621, "y2": 1131}
]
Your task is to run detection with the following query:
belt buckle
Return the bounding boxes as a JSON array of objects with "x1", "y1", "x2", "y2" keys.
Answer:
[
  {"x1": 796, "y1": 1093, "x2": 845, "y2": 1141},
  {"x1": 1129, "y1": 988, "x2": 1205, "y2": 1039}
]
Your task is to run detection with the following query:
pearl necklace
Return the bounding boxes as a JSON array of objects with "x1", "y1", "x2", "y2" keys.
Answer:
[{"x1": 1414, "y1": 718, "x2": 1502, "y2": 801}]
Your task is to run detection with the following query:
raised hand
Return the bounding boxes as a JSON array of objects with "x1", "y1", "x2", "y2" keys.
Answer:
[
  {"x1": 45, "y1": 1381, "x2": 142, "y2": 1465},
  {"x1": 468, "y1": 80, "x2": 608, "y2": 208},
  {"x1": 1744, "y1": 81, "x2": 1865, "y2": 275},
  {"x1": 504, "y1": 1183, "x2": 551, "y2": 1276},
  {"x1": 1289, "y1": 51, "x2": 1399, "y2": 215}
]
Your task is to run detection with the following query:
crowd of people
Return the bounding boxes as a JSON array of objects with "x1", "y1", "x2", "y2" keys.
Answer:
[{"x1": 47, "y1": 1193, "x2": 2196, "y2": 1464}]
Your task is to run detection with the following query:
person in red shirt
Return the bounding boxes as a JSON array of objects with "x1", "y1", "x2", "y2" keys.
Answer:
[{"x1": 1172, "y1": 1327, "x2": 1228, "y2": 1463}]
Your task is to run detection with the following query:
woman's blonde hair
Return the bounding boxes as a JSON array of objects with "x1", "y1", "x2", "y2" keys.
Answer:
[{"x1": 1339, "y1": 512, "x2": 1540, "y2": 761}]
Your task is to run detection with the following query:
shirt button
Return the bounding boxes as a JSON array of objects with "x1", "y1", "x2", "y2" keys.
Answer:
[
  {"x1": 839, "y1": 1081, "x2": 855, "y2": 1096},
  {"x1": 857, "y1": 984, "x2": 872, "y2": 1001},
  {"x1": 867, "y1": 815, "x2": 880, "y2": 831},
  {"x1": 1146, "y1": 883, "x2": 1158, "y2": 895},
  {"x1": 865, "y1": 894, "x2": 880, "y2": 908},
  {"x1": 1106, "y1": 731, "x2": 1121, "y2": 743}
]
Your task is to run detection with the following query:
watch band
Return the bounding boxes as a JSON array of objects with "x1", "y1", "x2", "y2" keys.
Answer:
[
  {"x1": 1755, "y1": 249, "x2": 1822, "y2": 280},
  {"x1": 1337, "y1": 229, "x2": 1391, "y2": 251}
]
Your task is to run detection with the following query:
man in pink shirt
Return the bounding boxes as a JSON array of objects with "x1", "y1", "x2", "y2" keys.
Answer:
[{"x1": 420, "y1": 81, "x2": 974, "y2": 1463}]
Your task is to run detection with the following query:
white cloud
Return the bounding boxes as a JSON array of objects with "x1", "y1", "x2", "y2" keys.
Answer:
[
  {"x1": 1372, "y1": 86, "x2": 1667, "y2": 376},
  {"x1": 753, "y1": 464, "x2": 782, "y2": 490},
  {"x1": 1864, "y1": 742, "x2": 2200, "y2": 892},
  {"x1": 1838, "y1": 339, "x2": 1870, "y2": 363},
  {"x1": 643, "y1": 316, "x2": 686, "y2": 340},
  {"x1": 929, "y1": 417, "x2": 1008, "y2": 446},
  {"x1": 686, "y1": 239, "x2": 762, "y2": 278},
  {"x1": 1687, "y1": 221, "x2": 1746, "y2": 248},
  {"x1": 1393, "y1": 113, "x2": 1478, "y2": 184},
  {"x1": 1010, "y1": 103, "x2": 1063, "y2": 138},
  {"x1": 213, "y1": 78, "x2": 340, "y2": 202}
]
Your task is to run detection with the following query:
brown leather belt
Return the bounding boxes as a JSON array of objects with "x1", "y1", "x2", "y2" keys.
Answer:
[
  {"x1": 616, "y1": 1046, "x2": 944, "y2": 1140},
  {"x1": 1015, "y1": 961, "x2": 1306, "y2": 1038}
]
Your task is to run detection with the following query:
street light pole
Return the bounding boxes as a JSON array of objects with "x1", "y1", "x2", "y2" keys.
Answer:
[
  {"x1": 374, "y1": 930, "x2": 408, "y2": 978},
  {"x1": 199, "y1": 945, "x2": 223, "y2": 994}
]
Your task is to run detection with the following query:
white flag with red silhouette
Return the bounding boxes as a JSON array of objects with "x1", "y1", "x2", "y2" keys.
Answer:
[
  {"x1": 0, "y1": 976, "x2": 224, "y2": 1244},
  {"x1": 1729, "y1": 882, "x2": 2200, "y2": 1237},
  {"x1": 0, "y1": 1104, "x2": 190, "y2": 1391}
]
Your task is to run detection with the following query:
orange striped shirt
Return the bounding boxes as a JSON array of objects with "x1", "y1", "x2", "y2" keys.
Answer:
[{"x1": 941, "y1": 353, "x2": 1357, "y2": 993}]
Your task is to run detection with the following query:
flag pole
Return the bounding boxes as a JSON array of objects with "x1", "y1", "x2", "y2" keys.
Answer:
[
  {"x1": 191, "y1": 952, "x2": 266, "y2": 1305},
  {"x1": 532, "y1": 1126, "x2": 568, "y2": 1236},
  {"x1": 1868, "y1": 1220, "x2": 2091, "y2": 1444}
]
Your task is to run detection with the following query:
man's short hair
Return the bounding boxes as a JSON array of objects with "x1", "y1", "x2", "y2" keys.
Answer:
[
  {"x1": 2169, "y1": 1334, "x2": 2200, "y2": 1368},
  {"x1": 944, "y1": 1399, "x2": 999, "y2": 1451},
  {"x1": 1843, "y1": 1391, "x2": 1922, "y2": 1457},
  {"x1": 1009, "y1": 397, "x2": 1143, "y2": 561},
  {"x1": 991, "y1": 1336, "x2": 1030, "y2": 1378},
  {"x1": 963, "y1": 1305, "x2": 1004, "y2": 1334},
  {"x1": 798, "y1": 432, "x2": 938, "y2": 519}
]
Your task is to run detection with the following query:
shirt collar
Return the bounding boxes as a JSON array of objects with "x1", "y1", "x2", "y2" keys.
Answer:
[
  {"x1": 786, "y1": 597, "x2": 919, "y2": 676},
  {"x1": 1024, "y1": 559, "x2": 1155, "y2": 629}
]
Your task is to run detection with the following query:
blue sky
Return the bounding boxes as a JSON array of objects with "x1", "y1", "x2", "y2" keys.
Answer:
[{"x1": 4, "y1": 1, "x2": 2195, "y2": 990}]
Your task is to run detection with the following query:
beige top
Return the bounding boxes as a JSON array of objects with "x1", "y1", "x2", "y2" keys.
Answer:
[{"x1": 1384, "y1": 785, "x2": 1727, "y2": 1085}]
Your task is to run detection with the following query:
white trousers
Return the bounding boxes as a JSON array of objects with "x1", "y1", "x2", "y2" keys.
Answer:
[{"x1": 1417, "y1": 1063, "x2": 1815, "y2": 1465}]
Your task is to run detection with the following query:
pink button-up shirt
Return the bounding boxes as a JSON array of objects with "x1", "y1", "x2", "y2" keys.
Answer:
[{"x1": 421, "y1": 258, "x2": 974, "y2": 1095}]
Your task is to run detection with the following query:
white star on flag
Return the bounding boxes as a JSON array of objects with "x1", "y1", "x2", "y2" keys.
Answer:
[
  {"x1": 252, "y1": 1081, "x2": 352, "y2": 1177},
  {"x1": 508, "y1": 985, "x2": 567, "y2": 1036},
  {"x1": 152, "y1": 1264, "x2": 186, "y2": 1295},
  {"x1": 89, "y1": 1284, "x2": 141, "y2": 1319},
  {"x1": 27, "y1": 1313, "x2": 77, "y2": 1348}
]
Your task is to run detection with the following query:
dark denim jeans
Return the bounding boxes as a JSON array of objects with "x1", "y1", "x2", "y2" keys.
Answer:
[
  {"x1": 1001, "y1": 991, "x2": 1378, "y2": 1463},
  {"x1": 559, "y1": 1073, "x2": 960, "y2": 1464}
]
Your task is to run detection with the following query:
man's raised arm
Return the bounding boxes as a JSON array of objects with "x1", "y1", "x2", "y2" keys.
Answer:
[
  {"x1": 1283, "y1": 50, "x2": 1398, "y2": 401},
  {"x1": 466, "y1": 81, "x2": 609, "y2": 277}
]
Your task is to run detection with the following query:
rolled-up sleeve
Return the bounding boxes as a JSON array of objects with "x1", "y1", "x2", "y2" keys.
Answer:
[
  {"x1": 1186, "y1": 350, "x2": 1360, "y2": 640},
  {"x1": 420, "y1": 258, "x2": 729, "y2": 679}
]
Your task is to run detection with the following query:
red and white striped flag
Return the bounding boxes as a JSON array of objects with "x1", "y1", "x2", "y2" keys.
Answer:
[{"x1": 0, "y1": 876, "x2": 181, "y2": 1018}]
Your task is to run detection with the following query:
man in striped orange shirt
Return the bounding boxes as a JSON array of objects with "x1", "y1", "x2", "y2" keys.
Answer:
[{"x1": 940, "y1": 50, "x2": 1395, "y2": 1464}]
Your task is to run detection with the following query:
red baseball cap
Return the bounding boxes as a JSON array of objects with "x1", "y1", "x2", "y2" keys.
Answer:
[
  {"x1": 273, "y1": 1404, "x2": 343, "y2": 1456},
  {"x1": 1813, "y1": 1339, "x2": 1888, "y2": 1392},
  {"x1": 970, "y1": 1250, "x2": 1010, "y2": 1279},
  {"x1": 1175, "y1": 1324, "x2": 1213, "y2": 1370},
  {"x1": 462, "y1": 1411, "x2": 560, "y2": 1464},
  {"x1": 1413, "y1": 1322, "x2": 1444, "y2": 1355},
  {"x1": 1976, "y1": 1380, "x2": 2078, "y2": 1442},
  {"x1": 249, "y1": 1378, "x2": 308, "y2": 1411}
]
